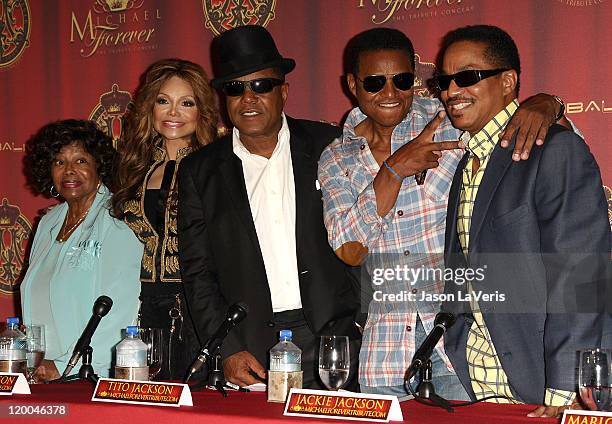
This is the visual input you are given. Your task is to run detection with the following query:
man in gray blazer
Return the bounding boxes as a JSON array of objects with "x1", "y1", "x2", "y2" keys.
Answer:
[{"x1": 437, "y1": 25, "x2": 611, "y2": 418}]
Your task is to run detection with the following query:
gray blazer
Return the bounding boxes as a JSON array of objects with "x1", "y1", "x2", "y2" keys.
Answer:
[{"x1": 442, "y1": 124, "x2": 612, "y2": 404}]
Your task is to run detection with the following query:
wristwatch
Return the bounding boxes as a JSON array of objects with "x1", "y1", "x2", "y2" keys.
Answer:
[{"x1": 553, "y1": 95, "x2": 565, "y2": 122}]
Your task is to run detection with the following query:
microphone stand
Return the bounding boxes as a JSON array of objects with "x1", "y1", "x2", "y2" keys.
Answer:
[
  {"x1": 415, "y1": 360, "x2": 454, "y2": 412},
  {"x1": 406, "y1": 358, "x2": 515, "y2": 410},
  {"x1": 208, "y1": 351, "x2": 228, "y2": 397},
  {"x1": 48, "y1": 346, "x2": 99, "y2": 385},
  {"x1": 188, "y1": 348, "x2": 248, "y2": 396},
  {"x1": 185, "y1": 302, "x2": 249, "y2": 383}
]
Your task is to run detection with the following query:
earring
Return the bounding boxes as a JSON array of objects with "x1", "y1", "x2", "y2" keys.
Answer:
[{"x1": 49, "y1": 185, "x2": 59, "y2": 198}]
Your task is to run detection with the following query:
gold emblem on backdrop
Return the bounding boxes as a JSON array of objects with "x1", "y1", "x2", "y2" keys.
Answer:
[
  {"x1": 0, "y1": 0, "x2": 31, "y2": 69},
  {"x1": 555, "y1": 0, "x2": 604, "y2": 7},
  {"x1": 202, "y1": 0, "x2": 276, "y2": 35},
  {"x1": 0, "y1": 199, "x2": 32, "y2": 294},
  {"x1": 70, "y1": 0, "x2": 161, "y2": 58},
  {"x1": 93, "y1": 0, "x2": 144, "y2": 13},
  {"x1": 413, "y1": 53, "x2": 436, "y2": 98},
  {"x1": 566, "y1": 99, "x2": 612, "y2": 115},
  {"x1": 356, "y1": 0, "x2": 475, "y2": 24},
  {"x1": 89, "y1": 84, "x2": 133, "y2": 147}
]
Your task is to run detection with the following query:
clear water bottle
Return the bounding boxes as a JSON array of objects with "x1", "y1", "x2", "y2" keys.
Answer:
[
  {"x1": 114, "y1": 326, "x2": 148, "y2": 381},
  {"x1": 268, "y1": 329, "x2": 303, "y2": 402},
  {"x1": 0, "y1": 317, "x2": 27, "y2": 374}
]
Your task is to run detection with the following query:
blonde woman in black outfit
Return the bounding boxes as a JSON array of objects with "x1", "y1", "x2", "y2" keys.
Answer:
[{"x1": 112, "y1": 58, "x2": 217, "y2": 380}]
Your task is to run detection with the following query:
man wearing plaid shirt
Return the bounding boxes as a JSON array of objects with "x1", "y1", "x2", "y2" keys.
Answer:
[
  {"x1": 438, "y1": 25, "x2": 611, "y2": 418},
  {"x1": 318, "y1": 28, "x2": 568, "y2": 399}
]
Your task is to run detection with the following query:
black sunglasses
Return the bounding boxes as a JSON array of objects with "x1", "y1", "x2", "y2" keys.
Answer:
[
  {"x1": 435, "y1": 68, "x2": 509, "y2": 91},
  {"x1": 221, "y1": 78, "x2": 284, "y2": 97},
  {"x1": 357, "y1": 72, "x2": 415, "y2": 93}
]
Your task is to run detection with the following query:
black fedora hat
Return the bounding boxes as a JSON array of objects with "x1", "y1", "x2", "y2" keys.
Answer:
[{"x1": 210, "y1": 25, "x2": 295, "y2": 88}]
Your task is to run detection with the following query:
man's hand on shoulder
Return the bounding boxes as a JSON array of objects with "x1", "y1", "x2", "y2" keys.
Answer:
[
  {"x1": 223, "y1": 350, "x2": 266, "y2": 387},
  {"x1": 499, "y1": 93, "x2": 564, "y2": 161}
]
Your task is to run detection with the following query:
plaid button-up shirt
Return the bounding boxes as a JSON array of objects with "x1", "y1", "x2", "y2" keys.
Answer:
[{"x1": 318, "y1": 96, "x2": 464, "y2": 387}]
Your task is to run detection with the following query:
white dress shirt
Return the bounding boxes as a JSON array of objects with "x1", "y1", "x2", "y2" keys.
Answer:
[{"x1": 232, "y1": 114, "x2": 302, "y2": 312}]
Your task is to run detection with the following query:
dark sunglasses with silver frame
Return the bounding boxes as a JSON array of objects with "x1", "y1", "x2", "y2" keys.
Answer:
[
  {"x1": 356, "y1": 72, "x2": 415, "y2": 94},
  {"x1": 435, "y1": 68, "x2": 509, "y2": 91},
  {"x1": 221, "y1": 77, "x2": 284, "y2": 97}
]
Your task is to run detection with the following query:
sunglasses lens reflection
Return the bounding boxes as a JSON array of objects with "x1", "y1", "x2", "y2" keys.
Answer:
[
  {"x1": 393, "y1": 72, "x2": 415, "y2": 91},
  {"x1": 437, "y1": 69, "x2": 507, "y2": 91},
  {"x1": 362, "y1": 75, "x2": 387, "y2": 93},
  {"x1": 250, "y1": 79, "x2": 276, "y2": 94},
  {"x1": 222, "y1": 78, "x2": 283, "y2": 97},
  {"x1": 362, "y1": 73, "x2": 414, "y2": 93},
  {"x1": 222, "y1": 81, "x2": 245, "y2": 96},
  {"x1": 437, "y1": 71, "x2": 479, "y2": 91}
]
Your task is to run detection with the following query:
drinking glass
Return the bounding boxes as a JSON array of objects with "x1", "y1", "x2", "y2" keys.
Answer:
[
  {"x1": 318, "y1": 335, "x2": 350, "y2": 390},
  {"x1": 25, "y1": 324, "x2": 45, "y2": 384},
  {"x1": 140, "y1": 328, "x2": 164, "y2": 381},
  {"x1": 579, "y1": 348, "x2": 612, "y2": 411}
]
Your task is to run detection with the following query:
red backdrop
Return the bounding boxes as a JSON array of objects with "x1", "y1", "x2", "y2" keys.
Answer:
[{"x1": 1, "y1": 0, "x2": 611, "y2": 317}]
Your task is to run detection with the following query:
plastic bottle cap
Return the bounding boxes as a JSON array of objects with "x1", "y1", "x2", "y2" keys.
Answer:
[
  {"x1": 279, "y1": 329, "x2": 292, "y2": 341},
  {"x1": 6, "y1": 317, "x2": 19, "y2": 325},
  {"x1": 126, "y1": 326, "x2": 139, "y2": 336}
]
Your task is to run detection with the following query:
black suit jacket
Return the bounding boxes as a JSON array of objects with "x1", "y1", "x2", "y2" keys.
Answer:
[
  {"x1": 178, "y1": 117, "x2": 361, "y2": 366},
  {"x1": 443, "y1": 124, "x2": 612, "y2": 404}
]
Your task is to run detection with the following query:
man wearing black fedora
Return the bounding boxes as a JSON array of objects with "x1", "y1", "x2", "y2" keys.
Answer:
[{"x1": 178, "y1": 25, "x2": 362, "y2": 389}]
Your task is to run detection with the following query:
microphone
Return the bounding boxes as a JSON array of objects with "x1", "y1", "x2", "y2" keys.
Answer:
[
  {"x1": 62, "y1": 296, "x2": 113, "y2": 378},
  {"x1": 415, "y1": 170, "x2": 427, "y2": 185},
  {"x1": 405, "y1": 312, "x2": 455, "y2": 382},
  {"x1": 184, "y1": 302, "x2": 249, "y2": 382}
]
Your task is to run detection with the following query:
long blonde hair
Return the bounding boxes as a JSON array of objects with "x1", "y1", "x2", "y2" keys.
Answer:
[{"x1": 112, "y1": 58, "x2": 217, "y2": 218}]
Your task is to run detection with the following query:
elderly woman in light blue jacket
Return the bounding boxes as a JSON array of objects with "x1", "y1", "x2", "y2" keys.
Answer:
[{"x1": 21, "y1": 120, "x2": 143, "y2": 380}]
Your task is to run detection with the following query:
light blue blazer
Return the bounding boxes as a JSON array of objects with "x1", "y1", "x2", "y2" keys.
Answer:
[{"x1": 21, "y1": 185, "x2": 143, "y2": 377}]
